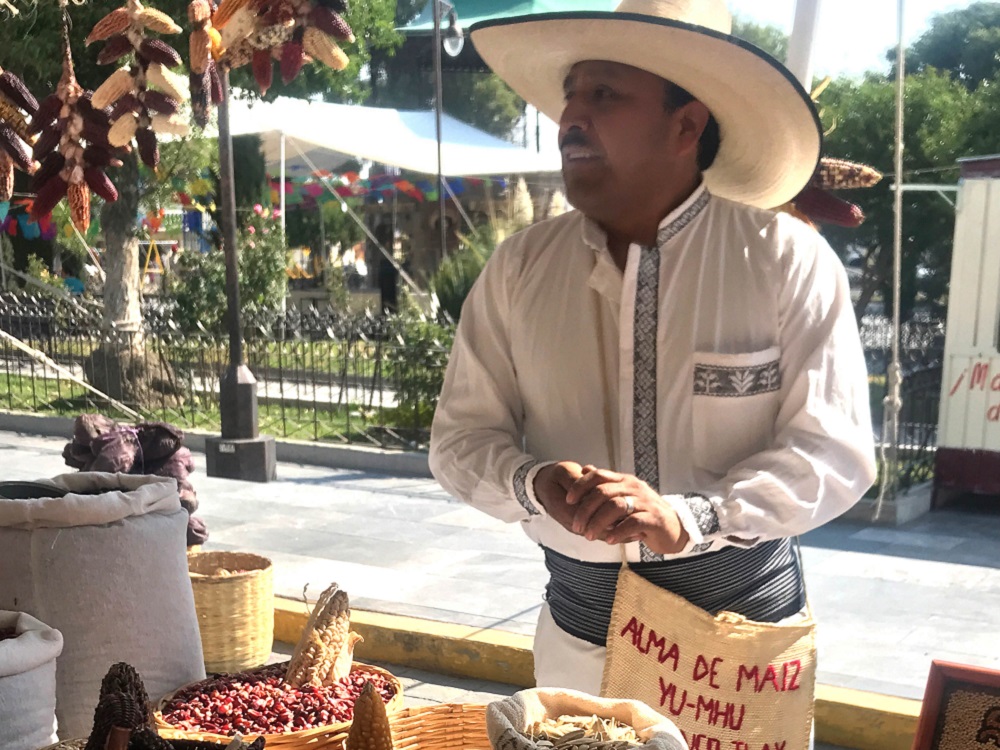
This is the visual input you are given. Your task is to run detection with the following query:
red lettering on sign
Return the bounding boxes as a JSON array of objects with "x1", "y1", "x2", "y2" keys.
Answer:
[
  {"x1": 731, "y1": 743, "x2": 749, "y2": 750},
  {"x1": 693, "y1": 654, "x2": 723, "y2": 689},
  {"x1": 950, "y1": 369, "x2": 966, "y2": 396},
  {"x1": 760, "y1": 664, "x2": 781, "y2": 693},
  {"x1": 989, "y1": 403, "x2": 1000, "y2": 422},
  {"x1": 991, "y1": 374, "x2": 1000, "y2": 392},
  {"x1": 657, "y1": 678, "x2": 689, "y2": 716},
  {"x1": 736, "y1": 664, "x2": 759, "y2": 692},
  {"x1": 971, "y1": 362, "x2": 990, "y2": 390},
  {"x1": 662, "y1": 641, "x2": 681, "y2": 671},
  {"x1": 620, "y1": 617, "x2": 642, "y2": 647},
  {"x1": 785, "y1": 660, "x2": 801, "y2": 691}
]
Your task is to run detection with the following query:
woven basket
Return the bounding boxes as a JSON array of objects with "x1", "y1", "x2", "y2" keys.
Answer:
[
  {"x1": 154, "y1": 662, "x2": 404, "y2": 750},
  {"x1": 187, "y1": 551, "x2": 274, "y2": 673},
  {"x1": 389, "y1": 703, "x2": 490, "y2": 750}
]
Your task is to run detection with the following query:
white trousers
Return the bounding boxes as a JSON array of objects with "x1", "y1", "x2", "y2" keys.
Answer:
[{"x1": 533, "y1": 603, "x2": 607, "y2": 694}]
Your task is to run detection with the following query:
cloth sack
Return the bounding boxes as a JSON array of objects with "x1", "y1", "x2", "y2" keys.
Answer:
[
  {"x1": 0, "y1": 473, "x2": 206, "y2": 739},
  {"x1": 487, "y1": 688, "x2": 688, "y2": 750},
  {"x1": 601, "y1": 565, "x2": 816, "y2": 750},
  {"x1": 0, "y1": 611, "x2": 64, "y2": 750}
]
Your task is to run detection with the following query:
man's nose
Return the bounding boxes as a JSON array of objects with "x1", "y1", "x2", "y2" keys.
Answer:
[{"x1": 559, "y1": 100, "x2": 591, "y2": 135}]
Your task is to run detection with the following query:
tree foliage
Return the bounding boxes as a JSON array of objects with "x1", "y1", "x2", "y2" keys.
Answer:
[
  {"x1": 731, "y1": 16, "x2": 789, "y2": 61},
  {"x1": 901, "y1": 1, "x2": 1000, "y2": 89},
  {"x1": 819, "y1": 70, "x2": 973, "y2": 320}
]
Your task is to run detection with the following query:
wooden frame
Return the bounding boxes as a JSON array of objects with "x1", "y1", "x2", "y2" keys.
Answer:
[{"x1": 913, "y1": 660, "x2": 1000, "y2": 750}]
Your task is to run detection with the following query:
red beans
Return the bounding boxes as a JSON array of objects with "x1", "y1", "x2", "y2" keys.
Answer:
[{"x1": 161, "y1": 663, "x2": 396, "y2": 736}]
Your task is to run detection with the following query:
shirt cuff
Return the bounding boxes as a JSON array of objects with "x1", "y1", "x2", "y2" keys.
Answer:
[
  {"x1": 511, "y1": 459, "x2": 553, "y2": 518},
  {"x1": 661, "y1": 492, "x2": 721, "y2": 554}
]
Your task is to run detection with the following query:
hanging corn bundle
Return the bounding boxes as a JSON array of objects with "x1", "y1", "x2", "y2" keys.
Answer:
[
  {"x1": 187, "y1": 0, "x2": 224, "y2": 127},
  {"x1": 87, "y1": 0, "x2": 190, "y2": 171},
  {"x1": 0, "y1": 65, "x2": 38, "y2": 202},
  {"x1": 28, "y1": 6, "x2": 120, "y2": 233},
  {"x1": 186, "y1": 0, "x2": 356, "y2": 123}
]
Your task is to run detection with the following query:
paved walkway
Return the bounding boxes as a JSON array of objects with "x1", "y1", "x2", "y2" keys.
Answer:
[{"x1": 3, "y1": 429, "x2": 999, "y2": 705}]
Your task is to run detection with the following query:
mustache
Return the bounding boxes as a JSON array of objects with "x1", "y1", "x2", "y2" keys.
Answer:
[{"x1": 559, "y1": 130, "x2": 590, "y2": 150}]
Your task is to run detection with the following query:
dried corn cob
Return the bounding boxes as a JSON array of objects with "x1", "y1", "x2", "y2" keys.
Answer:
[
  {"x1": 308, "y1": 7, "x2": 354, "y2": 43},
  {"x1": 280, "y1": 29, "x2": 306, "y2": 84},
  {"x1": 190, "y1": 27, "x2": 212, "y2": 74},
  {"x1": 97, "y1": 34, "x2": 135, "y2": 65},
  {"x1": 109, "y1": 113, "x2": 139, "y2": 147},
  {"x1": 0, "y1": 94, "x2": 33, "y2": 143},
  {"x1": 0, "y1": 123, "x2": 32, "y2": 172},
  {"x1": 793, "y1": 186, "x2": 865, "y2": 228},
  {"x1": 0, "y1": 69, "x2": 39, "y2": 116},
  {"x1": 212, "y1": 0, "x2": 253, "y2": 30},
  {"x1": 86, "y1": 8, "x2": 132, "y2": 45},
  {"x1": 0, "y1": 150, "x2": 13, "y2": 203},
  {"x1": 286, "y1": 585, "x2": 352, "y2": 688},
  {"x1": 147, "y1": 63, "x2": 187, "y2": 102},
  {"x1": 92, "y1": 67, "x2": 136, "y2": 110},
  {"x1": 220, "y1": 5, "x2": 258, "y2": 48},
  {"x1": 135, "y1": 7, "x2": 183, "y2": 35},
  {"x1": 346, "y1": 681, "x2": 394, "y2": 750},
  {"x1": 150, "y1": 113, "x2": 190, "y2": 136},
  {"x1": 252, "y1": 48, "x2": 273, "y2": 94},
  {"x1": 811, "y1": 157, "x2": 883, "y2": 191},
  {"x1": 327, "y1": 630, "x2": 363, "y2": 683},
  {"x1": 140, "y1": 38, "x2": 183, "y2": 68},
  {"x1": 303, "y1": 27, "x2": 348, "y2": 71}
]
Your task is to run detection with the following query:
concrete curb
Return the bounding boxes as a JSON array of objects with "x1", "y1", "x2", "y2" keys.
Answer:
[
  {"x1": 275, "y1": 598, "x2": 921, "y2": 750},
  {"x1": 0, "y1": 410, "x2": 431, "y2": 477}
]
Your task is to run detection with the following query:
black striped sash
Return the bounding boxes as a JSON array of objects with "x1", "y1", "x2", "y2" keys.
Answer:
[{"x1": 542, "y1": 539, "x2": 805, "y2": 647}]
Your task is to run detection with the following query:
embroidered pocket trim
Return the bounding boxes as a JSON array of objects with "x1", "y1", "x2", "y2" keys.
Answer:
[{"x1": 693, "y1": 359, "x2": 781, "y2": 397}]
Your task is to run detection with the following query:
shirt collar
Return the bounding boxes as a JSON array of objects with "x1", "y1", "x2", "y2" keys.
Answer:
[{"x1": 580, "y1": 182, "x2": 712, "y2": 257}]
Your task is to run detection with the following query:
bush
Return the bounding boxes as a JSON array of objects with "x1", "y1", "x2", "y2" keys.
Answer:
[
  {"x1": 430, "y1": 226, "x2": 496, "y2": 322},
  {"x1": 169, "y1": 205, "x2": 287, "y2": 334},
  {"x1": 387, "y1": 302, "x2": 455, "y2": 430}
]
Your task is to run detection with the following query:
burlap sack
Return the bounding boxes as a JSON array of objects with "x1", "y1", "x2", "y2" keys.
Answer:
[
  {"x1": 601, "y1": 567, "x2": 815, "y2": 750},
  {"x1": 0, "y1": 611, "x2": 64, "y2": 750},
  {"x1": 0, "y1": 473, "x2": 205, "y2": 739},
  {"x1": 487, "y1": 688, "x2": 688, "y2": 750}
]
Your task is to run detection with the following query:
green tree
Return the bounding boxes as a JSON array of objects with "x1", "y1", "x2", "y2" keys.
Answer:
[
  {"x1": 902, "y1": 2, "x2": 1000, "y2": 89},
  {"x1": 0, "y1": 1, "x2": 397, "y2": 402},
  {"x1": 731, "y1": 17, "x2": 789, "y2": 61},
  {"x1": 819, "y1": 70, "x2": 974, "y2": 320}
]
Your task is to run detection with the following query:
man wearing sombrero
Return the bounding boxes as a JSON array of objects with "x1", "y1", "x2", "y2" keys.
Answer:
[{"x1": 429, "y1": 0, "x2": 876, "y2": 697}]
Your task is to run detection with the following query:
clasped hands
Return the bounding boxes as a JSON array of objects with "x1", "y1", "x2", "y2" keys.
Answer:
[{"x1": 532, "y1": 461, "x2": 689, "y2": 555}]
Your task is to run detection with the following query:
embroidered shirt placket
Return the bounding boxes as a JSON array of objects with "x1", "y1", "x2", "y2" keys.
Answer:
[{"x1": 631, "y1": 191, "x2": 720, "y2": 561}]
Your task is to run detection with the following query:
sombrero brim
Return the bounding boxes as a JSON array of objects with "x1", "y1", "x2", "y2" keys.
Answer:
[{"x1": 470, "y1": 12, "x2": 822, "y2": 209}]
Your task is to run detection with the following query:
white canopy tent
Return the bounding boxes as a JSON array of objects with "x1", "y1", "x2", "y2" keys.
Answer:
[{"x1": 227, "y1": 95, "x2": 562, "y2": 177}]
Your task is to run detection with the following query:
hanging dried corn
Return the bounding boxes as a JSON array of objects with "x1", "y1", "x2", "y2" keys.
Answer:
[
  {"x1": 28, "y1": 5, "x2": 120, "y2": 233},
  {"x1": 187, "y1": 0, "x2": 224, "y2": 127},
  {"x1": 88, "y1": 0, "x2": 189, "y2": 171},
  {"x1": 0, "y1": 65, "x2": 38, "y2": 203},
  {"x1": 188, "y1": 0, "x2": 356, "y2": 108}
]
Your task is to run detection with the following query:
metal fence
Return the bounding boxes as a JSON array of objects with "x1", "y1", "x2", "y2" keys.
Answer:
[
  {"x1": 0, "y1": 293, "x2": 450, "y2": 450},
  {"x1": 0, "y1": 294, "x2": 946, "y2": 482}
]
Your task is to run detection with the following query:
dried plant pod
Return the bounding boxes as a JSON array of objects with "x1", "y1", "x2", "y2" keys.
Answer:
[
  {"x1": 150, "y1": 112, "x2": 190, "y2": 136},
  {"x1": 346, "y1": 681, "x2": 394, "y2": 750},
  {"x1": 0, "y1": 69, "x2": 40, "y2": 115},
  {"x1": 189, "y1": 27, "x2": 212, "y2": 74},
  {"x1": 285, "y1": 584, "x2": 352, "y2": 688}
]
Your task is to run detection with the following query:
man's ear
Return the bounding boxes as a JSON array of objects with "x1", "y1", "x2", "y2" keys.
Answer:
[{"x1": 674, "y1": 100, "x2": 711, "y2": 158}]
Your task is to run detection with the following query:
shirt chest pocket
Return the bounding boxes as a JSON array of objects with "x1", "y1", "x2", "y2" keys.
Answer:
[{"x1": 691, "y1": 346, "x2": 782, "y2": 476}]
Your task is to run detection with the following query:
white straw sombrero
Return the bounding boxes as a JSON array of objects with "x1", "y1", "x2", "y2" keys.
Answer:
[{"x1": 469, "y1": 0, "x2": 822, "y2": 209}]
